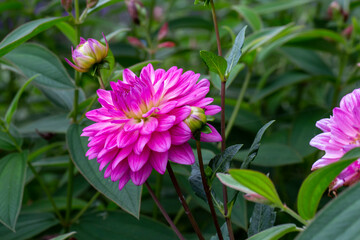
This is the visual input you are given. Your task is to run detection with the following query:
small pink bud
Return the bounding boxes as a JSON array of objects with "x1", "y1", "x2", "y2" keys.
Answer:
[
  {"x1": 184, "y1": 107, "x2": 207, "y2": 133},
  {"x1": 153, "y1": 6, "x2": 164, "y2": 22},
  {"x1": 65, "y1": 33, "x2": 109, "y2": 73},
  {"x1": 86, "y1": 0, "x2": 99, "y2": 8},
  {"x1": 157, "y1": 23, "x2": 168, "y2": 41},
  {"x1": 158, "y1": 41, "x2": 175, "y2": 49},
  {"x1": 342, "y1": 25, "x2": 353, "y2": 39},
  {"x1": 127, "y1": 37, "x2": 145, "y2": 48},
  {"x1": 61, "y1": 0, "x2": 72, "y2": 12},
  {"x1": 244, "y1": 192, "x2": 271, "y2": 205},
  {"x1": 125, "y1": 0, "x2": 144, "y2": 25}
]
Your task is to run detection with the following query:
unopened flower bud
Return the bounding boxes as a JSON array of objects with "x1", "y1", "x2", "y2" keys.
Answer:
[
  {"x1": 65, "y1": 33, "x2": 109, "y2": 73},
  {"x1": 61, "y1": 0, "x2": 72, "y2": 12},
  {"x1": 125, "y1": 0, "x2": 144, "y2": 25},
  {"x1": 342, "y1": 25, "x2": 353, "y2": 39},
  {"x1": 244, "y1": 192, "x2": 271, "y2": 205},
  {"x1": 86, "y1": 0, "x2": 98, "y2": 8},
  {"x1": 185, "y1": 107, "x2": 207, "y2": 133}
]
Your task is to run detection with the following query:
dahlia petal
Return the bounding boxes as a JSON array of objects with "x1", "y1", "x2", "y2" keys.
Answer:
[
  {"x1": 112, "y1": 145, "x2": 133, "y2": 169},
  {"x1": 123, "y1": 68, "x2": 137, "y2": 84},
  {"x1": 97, "y1": 89, "x2": 112, "y2": 104},
  {"x1": 309, "y1": 133, "x2": 331, "y2": 150},
  {"x1": 149, "y1": 151, "x2": 168, "y2": 174},
  {"x1": 111, "y1": 161, "x2": 129, "y2": 182},
  {"x1": 140, "y1": 117, "x2": 158, "y2": 135},
  {"x1": 157, "y1": 101, "x2": 177, "y2": 114},
  {"x1": 142, "y1": 107, "x2": 160, "y2": 118},
  {"x1": 156, "y1": 115, "x2": 176, "y2": 132},
  {"x1": 118, "y1": 173, "x2": 130, "y2": 190},
  {"x1": 170, "y1": 106, "x2": 191, "y2": 125},
  {"x1": 134, "y1": 134, "x2": 151, "y2": 155},
  {"x1": 124, "y1": 118, "x2": 144, "y2": 132},
  {"x1": 168, "y1": 143, "x2": 195, "y2": 165},
  {"x1": 204, "y1": 105, "x2": 221, "y2": 115},
  {"x1": 170, "y1": 122, "x2": 192, "y2": 145},
  {"x1": 200, "y1": 124, "x2": 222, "y2": 142},
  {"x1": 148, "y1": 131, "x2": 171, "y2": 152},
  {"x1": 194, "y1": 97, "x2": 214, "y2": 108},
  {"x1": 117, "y1": 130, "x2": 139, "y2": 148},
  {"x1": 128, "y1": 147, "x2": 151, "y2": 172},
  {"x1": 104, "y1": 165, "x2": 112, "y2": 178},
  {"x1": 130, "y1": 163, "x2": 153, "y2": 185}
]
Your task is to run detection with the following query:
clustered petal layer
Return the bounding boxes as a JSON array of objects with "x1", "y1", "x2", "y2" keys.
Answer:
[
  {"x1": 82, "y1": 64, "x2": 222, "y2": 190},
  {"x1": 310, "y1": 88, "x2": 360, "y2": 191}
]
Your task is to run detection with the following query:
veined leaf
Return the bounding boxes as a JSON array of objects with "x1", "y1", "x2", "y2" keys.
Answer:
[
  {"x1": 200, "y1": 50, "x2": 227, "y2": 81},
  {"x1": 226, "y1": 26, "x2": 247, "y2": 77}
]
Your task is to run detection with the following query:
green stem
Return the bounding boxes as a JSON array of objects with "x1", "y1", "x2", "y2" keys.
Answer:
[
  {"x1": 196, "y1": 140, "x2": 223, "y2": 240},
  {"x1": 28, "y1": 142, "x2": 64, "y2": 162},
  {"x1": 28, "y1": 162, "x2": 64, "y2": 224},
  {"x1": 97, "y1": 68, "x2": 106, "y2": 90},
  {"x1": 71, "y1": 191, "x2": 101, "y2": 224},
  {"x1": 225, "y1": 69, "x2": 252, "y2": 139},
  {"x1": 282, "y1": 206, "x2": 308, "y2": 226},
  {"x1": 79, "y1": 95, "x2": 98, "y2": 121},
  {"x1": 152, "y1": 174, "x2": 163, "y2": 219},
  {"x1": 0, "y1": 121, "x2": 22, "y2": 152},
  {"x1": 66, "y1": 0, "x2": 80, "y2": 231}
]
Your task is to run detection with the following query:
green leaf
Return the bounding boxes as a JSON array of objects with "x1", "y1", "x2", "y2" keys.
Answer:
[
  {"x1": 88, "y1": 0, "x2": 123, "y2": 14},
  {"x1": 188, "y1": 164, "x2": 207, "y2": 201},
  {"x1": 251, "y1": 72, "x2": 310, "y2": 102},
  {"x1": 50, "y1": 232, "x2": 76, "y2": 240},
  {"x1": 0, "y1": 1, "x2": 23, "y2": 14},
  {"x1": 5, "y1": 74, "x2": 38, "y2": 125},
  {"x1": 22, "y1": 197, "x2": 87, "y2": 213},
  {"x1": 248, "y1": 224, "x2": 299, "y2": 240},
  {"x1": 253, "y1": 0, "x2": 314, "y2": 14},
  {"x1": 296, "y1": 181, "x2": 360, "y2": 240},
  {"x1": 200, "y1": 50, "x2": 227, "y2": 81},
  {"x1": 210, "y1": 63, "x2": 245, "y2": 90},
  {"x1": 0, "y1": 213, "x2": 57, "y2": 240},
  {"x1": 19, "y1": 114, "x2": 70, "y2": 134},
  {"x1": 297, "y1": 147, "x2": 360, "y2": 220},
  {"x1": 67, "y1": 124, "x2": 142, "y2": 219},
  {"x1": 0, "y1": 131, "x2": 18, "y2": 151},
  {"x1": 0, "y1": 17, "x2": 68, "y2": 57},
  {"x1": 5, "y1": 43, "x2": 85, "y2": 110},
  {"x1": 210, "y1": 223, "x2": 229, "y2": 240},
  {"x1": 209, "y1": 144, "x2": 243, "y2": 181},
  {"x1": 229, "y1": 169, "x2": 282, "y2": 207},
  {"x1": 251, "y1": 143, "x2": 303, "y2": 167},
  {"x1": 56, "y1": 22, "x2": 76, "y2": 45},
  {"x1": 248, "y1": 203, "x2": 276, "y2": 237},
  {"x1": 233, "y1": 6, "x2": 262, "y2": 31},
  {"x1": 71, "y1": 211, "x2": 177, "y2": 240},
  {"x1": 288, "y1": 29, "x2": 346, "y2": 45},
  {"x1": 4, "y1": 43, "x2": 74, "y2": 89},
  {"x1": 241, "y1": 120, "x2": 275, "y2": 169},
  {"x1": 226, "y1": 26, "x2": 247, "y2": 77},
  {"x1": 280, "y1": 47, "x2": 334, "y2": 76},
  {"x1": 0, "y1": 152, "x2": 27, "y2": 231}
]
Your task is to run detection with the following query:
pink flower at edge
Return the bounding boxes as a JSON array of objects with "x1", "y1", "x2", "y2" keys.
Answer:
[
  {"x1": 310, "y1": 88, "x2": 360, "y2": 191},
  {"x1": 81, "y1": 64, "x2": 222, "y2": 190}
]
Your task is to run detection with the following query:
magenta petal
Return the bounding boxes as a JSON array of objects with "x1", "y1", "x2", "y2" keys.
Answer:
[
  {"x1": 170, "y1": 106, "x2": 191, "y2": 125},
  {"x1": 124, "y1": 118, "x2": 144, "y2": 132},
  {"x1": 168, "y1": 143, "x2": 195, "y2": 165},
  {"x1": 112, "y1": 145, "x2": 132, "y2": 169},
  {"x1": 170, "y1": 122, "x2": 192, "y2": 145},
  {"x1": 156, "y1": 115, "x2": 176, "y2": 132},
  {"x1": 157, "y1": 101, "x2": 177, "y2": 114},
  {"x1": 134, "y1": 134, "x2": 151, "y2": 155},
  {"x1": 118, "y1": 173, "x2": 130, "y2": 190},
  {"x1": 117, "y1": 130, "x2": 139, "y2": 148},
  {"x1": 149, "y1": 151, "x2": 168, "y2": 174},
  {"x1": 140, "y1": 117, "x2": 158, "y2": 135},
  {"x1": 128, "y1": 147, "x2": 151, "y2": 172},
  {"x1": 204, "y1": 105, "x2": 221, "y2": 115},
  {"x1": 200, "y1": 124, "x2": 222, "y2": 142},
  {"x1": 111, "y1": 161, "x2": 129, "y2": 181},
  {"x1": 130, "y1": 163, "x2": 153, "y2": 185},
  {"x1": 148, "y1": 131, "x2": 171, "y2": 152}
]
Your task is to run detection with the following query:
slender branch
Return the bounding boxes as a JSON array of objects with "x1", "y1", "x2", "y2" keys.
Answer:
[
  {"x1": 145, "y1": 181, "x2": 185, "y2": 240},
  {"x1": 71, "y1": 191, "x2": 101, "y2": 224},
  {"x1": 225, "y1": 69, "x2": 252, "y2": 139},
  {"x1": 173, "y1": 195, "x2": 192, "y2": 225},
  {"x1": 152, "y1": 174, "x2": 163, "y2": 219},
  {"x1": 282, "y1": 206, "x2": 308, "y2": 226},
  {"x1": 97, "y1": 68, "x2": 106, "y2": 90},
  {"x1": 28, "y1": 162, "x2": 64, "y2": 224},
  {"x1": 167, "y1": 164, "x2": 205, "y2": 240},
  {"x1": 210, "y1": 1, "x2": 234, "y2": 238},
  {"x1": 196, "y1": 140, "x2": 223, "y2": 240}
]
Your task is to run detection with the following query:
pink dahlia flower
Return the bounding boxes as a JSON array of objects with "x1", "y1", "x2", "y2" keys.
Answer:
[
  {"x1": 81, "y1": 64, "x2": 222, "y2": 190},
  {"x1": 65, "y1": 33, "x2": 109, "y2": 73},
  {"x1": 310, "y1": 88, "x2": 360, "y2": 190}
]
